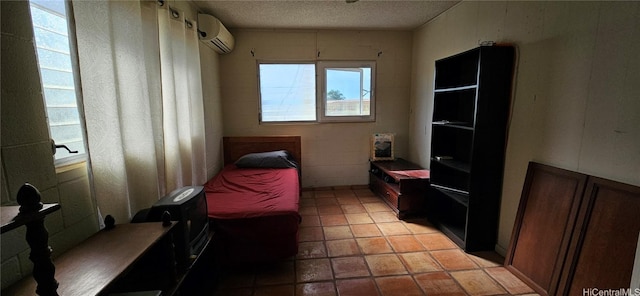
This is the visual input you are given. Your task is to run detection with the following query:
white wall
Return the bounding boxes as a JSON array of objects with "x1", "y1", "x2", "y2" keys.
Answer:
[
  {"x1": 220, "y1": 29, "x2": 413, "y2": 188},
  {"x1": 410, "y1": 1, "x2": 640, "y2": 255},
  {"x1": 1, "y1": 1, "x2": 99, "y2": 289},
  {"x1": 200, "y1": 42, "x2": 225, "y2": 179}
]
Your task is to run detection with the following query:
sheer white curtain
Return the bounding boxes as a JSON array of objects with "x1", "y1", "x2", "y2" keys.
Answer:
[
  {"x1": 157, "y1": 4, "x2": 206, "y2": 191},
  {"x1": 73, "y1": 1, "x2": 206, "y2": 223}
]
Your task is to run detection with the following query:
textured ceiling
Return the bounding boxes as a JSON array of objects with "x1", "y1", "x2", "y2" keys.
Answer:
[{"x1": 191, "y1": 0, "x2": 460, "y2": 30}]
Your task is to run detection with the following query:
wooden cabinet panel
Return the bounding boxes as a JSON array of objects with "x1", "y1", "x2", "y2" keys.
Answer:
[
  {"x1": 562, "y1": 177, "x2": 640, "y2": 295},
  {"x1": 505, "y1": 163, "x2": 587, "y2": 296},
  {"x1": 507, "y1": 162, "x2": 640, "y2": 296}
]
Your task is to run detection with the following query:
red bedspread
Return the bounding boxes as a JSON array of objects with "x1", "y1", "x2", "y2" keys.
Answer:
[
  {"x1": 204, "y1": 165, "x2": 300, "y2": 219},
  {"x1": 203, "y1": 165, "x2": 301, "y2": 263}
]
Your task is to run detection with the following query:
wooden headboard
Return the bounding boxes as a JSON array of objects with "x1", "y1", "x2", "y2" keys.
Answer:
[{"x1": 223, "y1": 136, "x2": 302, "y2": 168}]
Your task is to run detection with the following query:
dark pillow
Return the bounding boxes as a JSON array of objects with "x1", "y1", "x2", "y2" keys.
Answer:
[{"x1": 235, "y1": 150, "x2": 298, "y2": 169}]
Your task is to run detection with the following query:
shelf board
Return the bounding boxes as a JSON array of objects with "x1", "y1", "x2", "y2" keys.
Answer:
[
  {"x1": 432, "y1": 121, "x2": 474, "y2": 131},
  {"x1": 432, "y1": 185, "x2": 470, "y2": 206},
  {"x1": 438, "y1": 222, "x2": 466, "y2": 247},
  {"x1": 432, "y1": 158, "x2": 471, "y2": 173},
  {"x1": 434, "y1": 84, "x2": 478, "y2": 93},
  {"x1": 385, "y1": 181, "x2": 400, "y2": 192}
]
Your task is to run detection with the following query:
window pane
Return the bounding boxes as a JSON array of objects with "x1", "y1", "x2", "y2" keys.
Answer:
[
  {"x1": 50, "y1": 124, "x2": 83, "y2": 143},
  {"x1": 30, "y1": 0, "x2": 85, "y2": 162},
  {"x1": 30, "y1": 5, "x2": 68, "y2": 35},
  {"x1": 325, "y1": 67, "x2": 371, "y2": 117},
  {"x1": 37, "y1": 48, "x2": 73, "y2": 71},
  {"x1": 259, "y1": 64, "x2": 316, "y2": 122},
  {"x1": 47, "y1": 107, "x2": 81, "y2": 125},
  {"x1": 40, "y1": 68, "x2": 74, "y2": 88},
  {"x1": 33, "y1": 27, "x2": 70, "y2": 53},
  {"x1": 43, "y1": 88, "x2": 77, "y2": 106},
  {"x1": 31, "y1": 0, "x2": 66, "y2": 16}
]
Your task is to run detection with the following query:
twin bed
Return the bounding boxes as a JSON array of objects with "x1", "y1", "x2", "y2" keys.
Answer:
[{"x1": 204, "y1": 136, "x2": 302, "y2": 263}]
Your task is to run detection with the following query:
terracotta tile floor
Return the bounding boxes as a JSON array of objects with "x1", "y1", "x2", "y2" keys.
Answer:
[{"x1": 211, "y1": 187, "x2": 537, "y2": 296}]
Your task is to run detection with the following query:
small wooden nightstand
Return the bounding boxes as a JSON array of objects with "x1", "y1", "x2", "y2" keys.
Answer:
[{"x1": 369, "y1": 158, "x2": 430, "y2": 219}]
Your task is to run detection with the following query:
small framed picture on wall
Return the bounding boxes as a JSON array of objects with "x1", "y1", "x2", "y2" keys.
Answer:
[{"x1": 371, "y1": 133, "x2": 394, "y2": 161}]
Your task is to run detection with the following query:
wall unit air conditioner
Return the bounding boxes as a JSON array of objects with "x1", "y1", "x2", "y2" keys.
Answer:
[{"x1": 197, "y1": 14, "x2": 234, "y2": 54}]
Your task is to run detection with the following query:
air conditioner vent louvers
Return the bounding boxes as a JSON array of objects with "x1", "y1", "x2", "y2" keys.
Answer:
[
  {"x1": 197, "y1": 14, "x2": 234, "y2": 54},
  {"x1": 211, "y1": 38, "x2": 230, "y2": 53}
]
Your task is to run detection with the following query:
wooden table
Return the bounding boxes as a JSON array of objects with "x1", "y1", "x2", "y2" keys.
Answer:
[{"x1": 4, "y1": 222, "x2": 175, "y2": 296}]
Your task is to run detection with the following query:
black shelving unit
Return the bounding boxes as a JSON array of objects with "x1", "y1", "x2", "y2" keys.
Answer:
[{"x1": 427, "y1": 45, "x2": 515, "y2": 252}]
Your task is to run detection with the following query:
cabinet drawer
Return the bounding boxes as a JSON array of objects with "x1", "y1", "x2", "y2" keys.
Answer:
[
  {"x1": 381, "y1": 184, "x2": 400, "y2": 209},
  {"x1": 370, "y1": 175, "x2": 400, "y2": 209}
]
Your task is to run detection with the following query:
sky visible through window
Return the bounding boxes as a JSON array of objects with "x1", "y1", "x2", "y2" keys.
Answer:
[
  {"x1": 260, "y1": 64, "x2": 316, "y2": 122},
  {"x1": 259, "y1": 63, "x2": 372, "y2": 122},
  {"x1": 326, "y1": 68, "x2": 371, "y2": 100}
]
